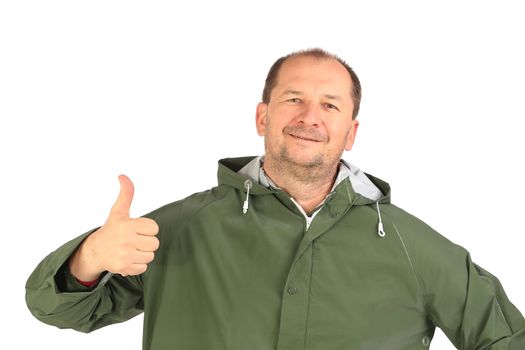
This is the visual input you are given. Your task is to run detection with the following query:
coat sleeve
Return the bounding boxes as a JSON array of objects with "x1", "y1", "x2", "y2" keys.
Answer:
[
  {"x1": 395, "y1": 210, "x2": 525, "y2": 349},
  {"x1": 25, "y1": 229, "x2": 144, "y2": 333}
]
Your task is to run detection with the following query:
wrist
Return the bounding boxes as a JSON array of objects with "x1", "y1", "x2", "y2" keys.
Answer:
[{"x1": 68, "y1": 235, "x2": 105, "y2": 282}]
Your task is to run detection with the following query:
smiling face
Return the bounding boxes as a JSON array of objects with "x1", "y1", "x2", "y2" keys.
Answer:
[{"x1": 256, "y1": 55, "x2": 359, "y2": 175}]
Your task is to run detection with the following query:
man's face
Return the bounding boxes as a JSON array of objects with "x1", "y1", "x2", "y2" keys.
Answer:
[{"x1": 256, "y1": 56, "x2": 359, "y2": 171}]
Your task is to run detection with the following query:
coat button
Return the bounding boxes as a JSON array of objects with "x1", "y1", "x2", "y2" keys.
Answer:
[
  {"x1": 422, "y1": 336, "x2": 430, "y2": 347},
  {"x1": 287, "y1": 286, "x2": 298, "y2": 295}
]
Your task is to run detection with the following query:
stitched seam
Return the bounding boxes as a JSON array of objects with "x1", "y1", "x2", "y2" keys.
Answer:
[
  {"x1": 489, "y1": 277, "x2": 512, "y2": 331},
  {"x1": 495, "y1": 299, "x2": 511, "y2": 331},
  {"x1": 156, "y1": 185, "x2": 231, "y2": 234},
  {"x1": 303, "y1": 240, "x2": 315, "y2": 350},
  {"x1": 392, "y1": 222, "x2": 428, "y2": 317},
  {"x1": 475, "y1": 265, "x2": 512, "y2": 333},
  {"x1": 392, "y1": 223, "x2": 421, "y2": 291}
]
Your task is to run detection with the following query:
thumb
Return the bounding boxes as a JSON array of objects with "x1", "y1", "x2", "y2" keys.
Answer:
[{"x1": 109, "y1": 174, "x2": 134, "y2": 219}]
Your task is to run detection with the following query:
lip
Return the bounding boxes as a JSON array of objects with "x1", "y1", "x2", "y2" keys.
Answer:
[{"x1": 288, "y1": 133, "x2": 322, "y2": 142}]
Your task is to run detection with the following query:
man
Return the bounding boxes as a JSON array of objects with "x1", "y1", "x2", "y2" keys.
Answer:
[{"x1": 26, "y1": 48, "x2": 525, "y2": 349}]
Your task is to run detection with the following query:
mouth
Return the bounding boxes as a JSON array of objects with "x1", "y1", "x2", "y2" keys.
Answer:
[{"x1": 287, "y1": 132, "x2": 323, "y2": 143}]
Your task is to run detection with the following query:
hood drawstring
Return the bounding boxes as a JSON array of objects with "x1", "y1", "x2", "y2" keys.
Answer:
[
  {"x1": 376, "y1": 202, "x2": 386, "y2": 237},
  {"x1": 243, "y1": 179, "x2": 252, "y2": 214}
]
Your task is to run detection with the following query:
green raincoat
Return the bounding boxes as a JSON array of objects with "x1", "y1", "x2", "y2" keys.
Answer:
[{"x1": 26, "y1": 156, "x2": 525, "y2": 349}]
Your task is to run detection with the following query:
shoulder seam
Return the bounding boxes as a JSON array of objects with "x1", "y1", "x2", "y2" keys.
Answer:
[
  {"x1": 391, "y1": 221, "x2": 430, "y2": 318},
  {"x1": 159, "y1": 185, "x2": 232, "y2": 233}
]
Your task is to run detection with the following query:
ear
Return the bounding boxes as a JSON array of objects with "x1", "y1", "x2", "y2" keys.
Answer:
[
  {"x1": 256, "y1": 102, "x2": 268, "y2": 136},
  {"x1": 344, "y1": 120, "x2": 359, "y2": 151}
]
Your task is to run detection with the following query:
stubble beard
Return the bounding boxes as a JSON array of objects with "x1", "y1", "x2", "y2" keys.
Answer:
[
  {"x1": 263, "y1": 116, "x2": 348, "y2": 185},
  {"x1": 265, "y1": 138, "x2": 340, "y2": 184}
]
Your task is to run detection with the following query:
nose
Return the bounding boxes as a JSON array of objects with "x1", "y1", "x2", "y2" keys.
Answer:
[{"x1": 296, "y1": 101, "x2": 322, "y2": 127}]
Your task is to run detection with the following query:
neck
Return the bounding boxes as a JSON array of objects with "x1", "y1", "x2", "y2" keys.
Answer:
[{"x1": 263, "y1": 159, "x2": 339, "y2": 214}]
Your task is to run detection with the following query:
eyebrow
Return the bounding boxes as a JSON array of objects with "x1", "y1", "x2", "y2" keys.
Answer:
[
  {"x1": 323, "y1": 94, "x2": 343, "y2": 103},
  {"x1": 280, "y1": 90, "x2": 344, "y2": 102},
  {"x1": 281, "y1": 90, "x2": 303, "y2": 97}
]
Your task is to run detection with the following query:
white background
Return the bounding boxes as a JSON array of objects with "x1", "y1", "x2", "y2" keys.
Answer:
[{"x1": 1, "y1": 1, "x2": 524, "y2": 349}]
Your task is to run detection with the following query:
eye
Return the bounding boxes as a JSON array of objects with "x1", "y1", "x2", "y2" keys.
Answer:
[
  {"x1": 324, "y1": 103, "x2": 339, "y2": 111},
  {"x1": 287, "y1": 98, "x2": 301, "y2": 103}
]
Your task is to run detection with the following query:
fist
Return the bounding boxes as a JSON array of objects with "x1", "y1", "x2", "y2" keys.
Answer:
[{"x1": 72, "y1": 175, "x2": 160, "y2": 279}]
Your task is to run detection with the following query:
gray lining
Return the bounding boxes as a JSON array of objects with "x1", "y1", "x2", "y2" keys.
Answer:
[{"x1": 237, "y1": 155, "x2": 383, "y2": 201}]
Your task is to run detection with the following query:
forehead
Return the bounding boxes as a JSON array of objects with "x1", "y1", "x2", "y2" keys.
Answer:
[{"x1": 273, "y1": 56, "x2": 353, "y2": 97}]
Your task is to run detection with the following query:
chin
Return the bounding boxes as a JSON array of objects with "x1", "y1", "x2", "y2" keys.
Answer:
[{"x1": 281, "y1": 151, "x2": 325, "y2": 168}]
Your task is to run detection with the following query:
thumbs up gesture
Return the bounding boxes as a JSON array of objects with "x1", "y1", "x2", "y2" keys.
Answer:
[{"x1": 69, "y1": 175, "x2": 160, "y2": 281}]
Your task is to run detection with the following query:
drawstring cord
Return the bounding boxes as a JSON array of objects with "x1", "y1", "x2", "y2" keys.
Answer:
[
  {"x1": 242, "y1": 178, "x2": 385, "y2": 237},
  {"x1": 243, "y1": 179, "x2": 252, "y2": 214},
  {"x1": 376, "y1": 202, "x2": 386, "y2": 237}
]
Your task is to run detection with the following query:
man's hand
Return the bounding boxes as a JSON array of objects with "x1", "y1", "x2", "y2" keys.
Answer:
[{"x1": 69, "y1": 175, "x2": 160, "y2": 281}]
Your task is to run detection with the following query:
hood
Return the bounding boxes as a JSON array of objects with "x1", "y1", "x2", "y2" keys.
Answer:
[
  {"x1": 217, "y1": 156, "x2": 391, "y2": 206},
  {"x1": 217, "y1": 156, "x2": 392, "y2": 237}
]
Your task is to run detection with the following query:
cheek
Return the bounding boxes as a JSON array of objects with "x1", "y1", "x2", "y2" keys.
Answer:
[
  {"x1": 265, "y1": 115, "x2": 286, "y2": 135},
  {"x1": 269, "y1": 107, "x2": 297, "y2": 125},
  {"x1": 328, "y1": 124, "x2": 352, "y2": 144}
]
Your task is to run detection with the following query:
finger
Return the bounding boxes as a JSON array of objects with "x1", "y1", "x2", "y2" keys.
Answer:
[
  {"x1": 110, "y1": 175, "x2": 134, "y2": 219},
  {"x1": 134, "y1": 235, "x2": 160, "y2": 252},
  {"x1": 132, "y1": 251, "x2": 156, "y2": 264},
  {"x1": 123, "y1": 264, "x2": 148, "y2": 276},
  {"x1": 128, "y1": 217, "x2": 159, "y2": 236}
]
